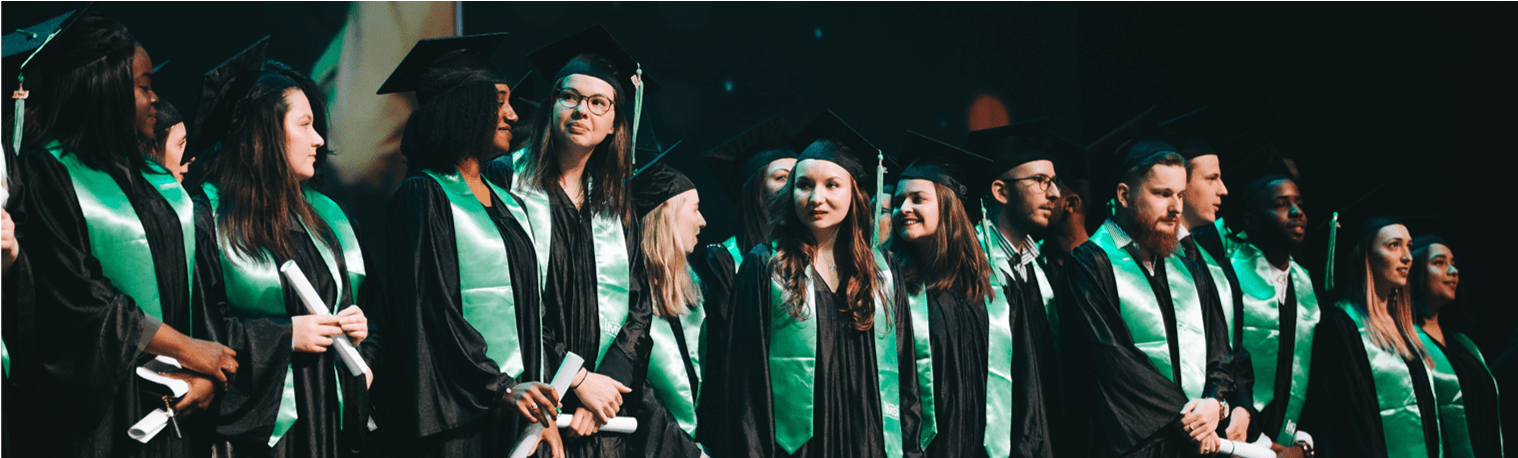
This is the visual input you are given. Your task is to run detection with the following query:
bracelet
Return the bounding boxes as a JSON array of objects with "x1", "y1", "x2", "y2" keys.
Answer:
[
  {"x1": 1295, "y1": 440, "x2": 1314, "y2": 458},
  {"x1": 571, "y1": 373, "x2": 585, "y2": 389}
]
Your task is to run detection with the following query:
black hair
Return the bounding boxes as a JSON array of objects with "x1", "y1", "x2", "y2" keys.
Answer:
[
  {"x1": 150, "y1": 100, "x2": 183, "y2": 164},
  {"x1": 399, "y1": 82, "x2": 500, "y2": 174},
  {"x1": 24, "y1": 16, "x2": 146, "y2": 172}
]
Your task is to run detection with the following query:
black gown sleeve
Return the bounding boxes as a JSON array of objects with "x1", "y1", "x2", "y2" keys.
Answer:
[
  {"x1": 692, "y1": 244, "x2": 736, "y2": 451},
  {"x1": 1443, "y1": 334, "x2": 1504, "y2": 458},
  {"x1": 1054, "y1": 242, "x2": 1191, "y2": 458},
  {"x1": 1181, "y1": 256, "x2": 1244, "y2": 408},
  {"x1": 1008, "y1": 277, "x2": 1054, "y2": 458},
  {"x1": 379, "y1": 176, "x2": 534, "y2": 440},
  {"x1": 718, "y1": 245, "x2": 779, "y2": 458},
  {"x1": 1299, "y1": 306, "x2": 1387, "y2": 458},
  {"x1": 10, "y1": 151, "x2": 160, "y2": 418}
]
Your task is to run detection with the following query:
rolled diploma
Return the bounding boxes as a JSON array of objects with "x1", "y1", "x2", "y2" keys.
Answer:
[
  {"x1": 555, "y1": 414, "x2": 637, "y2": 433},
  {"x1": 508, "y1": 352, "x2": 586, "y2": 458},
  {"x1": 1293, "y1": 430, "x2": 1314, "y2": 448},
  {"x1": 279, "y1": 261, "x2": 370, "y2": 376},
  {"x1": 1218, "y1": 440, "x2": 1275, "y2": 458},
  {"x1": 136, "y1": 355, "x2": 189, "y2": 398},
  {"x1": 128, "y1": 408, "x2": 171, "y2": 443}
]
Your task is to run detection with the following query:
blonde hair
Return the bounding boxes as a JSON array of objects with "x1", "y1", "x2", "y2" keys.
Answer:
[
  {"x1": 640, "y1": 193, "x2": 703, "y2": 318},
  {"x1": 1352, "y1": 242, "x2": 1433, "y2": 368}
]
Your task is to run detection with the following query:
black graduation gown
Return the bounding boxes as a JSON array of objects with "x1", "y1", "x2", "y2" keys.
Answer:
[
  {"x1": 1493, "y1": 330, "x2": 1518, "y2": 458},
  {"x1": 379, "y1": 175, "x2": 548, "y2": 457},
  {"x1": 631, "y1": 315, "x2": 704, "y2": 458},
  {"x1": 718, "y1": 244, "x2": 923, "y2": 458},
  {"x1": 541, "y1": 187, "x2": 652, "y2": 458},
  {"x1": 1054, "y1": 242, "x2": 1238, "y2": 458},
  {"x1": 1002, "y1": 264, "x2": 1058, "y2": 458},
  {"x1": 689, "y1": 243, "x2": 738, "y2": 450},
  {"x1": 2, "y1": 142, "x2": 31, "y2": 458},
  {"x1": 1179, "y1": 227, "x2": 1258, "y2": 437},
  {"x1": 922, "y1": 289, "x2": 990, "y2": 458},
  {"x1": 8, "y1": 150, "x2": 208, "y2": 458},
  {"x1": 1298, "y1": 306, "x2": 1440, "y2": 458},
  {"x1": 1429, "y1": 334, "x2": 1504, "y2": 458},
  {"x1": 193, "y1": 193, "x2": 373, "y2": 458}
]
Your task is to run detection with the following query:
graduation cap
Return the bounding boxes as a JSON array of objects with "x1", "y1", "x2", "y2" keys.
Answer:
[
  {"x1": 3, "y1": 10, "x2": 76, "y2": 60},
  {"x1": 701, "y1": 116, "x2": 794, "y2": 204},
  {"x1": 526, "y1": 25, "x2": 659, "y2": 99},
  {"x1": 1084, "y1": 106, "x2": 1162, "y2": 158},
  {"x1": 377, "y1": 33, "x2": 510, "y2": 106},
  {"x1": 789, "y1": 109, "x2": 882, "y2": 196},
  {"x1": 5, "y1": 6, "x2": 109, "y2": 152},
  {"x1": 630, "y1": 140, "x2": 693, "y2": 219},
  {"x1": 509, "y1": 70, "x2": 541, "y2": 119},
  {"x1": 897, "y1": 130, "x2": 994, "y2": 223},
  {"x1": 185, "y1": 37, "x2": 270, "y2": 164},
  {"x1": 1153, "y1": 106, "x2": 1223, "y2": 161},
  {"x1": 964, "y1": 117, "x2": 1057, "y2": 191}
]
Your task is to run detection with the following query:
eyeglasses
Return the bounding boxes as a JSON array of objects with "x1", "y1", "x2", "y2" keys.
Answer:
[
  {"x1": 1007, "y1": 174, "x2": 1061, "y2": 193},
  {"x1": 555, "y1": 89, "x2": 615, "y2": 116}
]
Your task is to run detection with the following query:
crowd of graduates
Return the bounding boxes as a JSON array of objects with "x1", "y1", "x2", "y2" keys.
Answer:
[{"x1": 0, "y1": 8, "x2": 1509, "y2": 458}]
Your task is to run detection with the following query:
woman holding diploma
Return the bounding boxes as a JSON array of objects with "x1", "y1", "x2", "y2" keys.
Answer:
[
  {"x1": 185, "y1": 39, "x2": 373, "y2": 457},
  {"x1": 717, "y1": 110, "x2": 923, "y2": 458},
  {"x1": 376, "y1": 34, "x2": 564, "y2": 458},
  {"x1": 9, "y1": 12, "x2": 238, "y2": 458},
  {"x1": 485, "y1": 25, "x2": 654, "y2": 458}
]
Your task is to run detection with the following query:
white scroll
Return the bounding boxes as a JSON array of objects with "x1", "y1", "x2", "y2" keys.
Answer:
[
  {"x1": 279, "y1": 260, "x2": 370, "y2": 376},
  {"x1": 508, "y1": 352, "x2": 585, "y2": 458}
]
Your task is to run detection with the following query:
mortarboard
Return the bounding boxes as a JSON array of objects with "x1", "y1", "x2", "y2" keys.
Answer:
[
  {"x1": 897, "y1": 130, "x2": 994, "y2": 223},
  {"x1": 631, "y1": 140, "x2": 693, "y2": 219},
  {"x1": 789, "y1": 109, "x2": 882, "y2": 197},
  {"x1": 185, "y1": 37, "x2": 270, "y2": 164},
  {"x1": 525, "y1": 25, "x2": 659, "y2": 99},
  {"x1": 377, "y1": 33, "x2": 510, "y2": 106},
  {"x1": 701, "y1": 116, "x2": 794, "y2": 204}
]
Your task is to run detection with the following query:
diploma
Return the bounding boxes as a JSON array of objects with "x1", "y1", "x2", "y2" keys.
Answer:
[
  {"x1": 128, "y1": 356, "x2": 188, "y2": 443},
  {"x1": 508, "y1": 352, "x2": 586, "y2": 458},
  {"x1": 128, "y1": 408, "x2": 172, "y2": 443},
  {"x1": 279, "y1": 260, "x2": 370, "y2": 376},
  {"x1": 1218, "y1": 440, "x2": 1275, "y2": 458},
  {"x1": 555, "y1": 414, "x2": 638, "y2": 433}
]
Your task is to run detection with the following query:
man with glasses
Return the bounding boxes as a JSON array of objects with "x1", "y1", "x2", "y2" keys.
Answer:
[{"x1": 966, "y1": 118, "x2": 1063, "y2": 458}]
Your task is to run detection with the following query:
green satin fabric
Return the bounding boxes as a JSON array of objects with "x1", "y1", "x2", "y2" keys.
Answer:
[
  {"x1": 1092, "y1": 223, "x2": 1206, "y2": 399},
  {"x1": 1419, "y1": 329, "x2": 1471, "y2": 458},
  {"x1": 980, "y1": 226, "x2": 1057, "y2": 344},
  {"x1": 768, "y1": 248, "x2": 904, "y2": 458},
  {"x1": 646, "y1": 270, "x2": 707, "y2": 438},
  {"x1": 304, "y1": 189, "x2": 365, "y2": 297},
  {"x1": 49, "y1": 142, "x2": 196, "y2": 324},
  {"x1": 1230, "y1": 242, "x2": 1319, "y2": 443},
  {"x1": 978, "y1": 225, "x2": 1017, "y2": 458},
  {"x1": 903, "y1": 289, "x2": 938, "y2": 449},
  {"x1": 1214, "y1": 218, "x2": 1244, "y2": 259},
  {"x1": 1448, "y1": 333, "x2": 1504, "y2": 456},
  {"x1": 722, "y1": 236, "x2": 744, "y2": 270},
  {"x1": 506, "y1": 150, "x2": 629, "y2": 367},
  {"x1": 1338, "y1": 300, "x2": 1437, "y2": 458},
  {"x1": 421, "y1": 169, "x2": 531, "y2": 377},
  {"x1": 204, "y1": 183, "x2": 361, "y2": 445},
  {"x1": 1182, "y1": 238, "x2": 1235, "y2": 343}
]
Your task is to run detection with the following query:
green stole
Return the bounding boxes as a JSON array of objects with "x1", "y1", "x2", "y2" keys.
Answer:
[
  {"x1": 1447, "y1": 333, "x2": 1504, "y2": 456},
  {"x1": 506, "y1": 150, "x2": 630, "y2": 366},
  {"x1": 48, "y1": 141, "x2": 196, "y2": 326},
  {"x1": 974, "y1": 224, "x2": 1019, "y2": 458},
  {"x1": 981, "y1": 226, "x2": 1058, "y2": 343},
  {"x1": 1418, "y1": 329, "x2": 1501, "y2": 458},
  {"x1": 1091, "y1": 222, "x2": 1207, "y2": 399},
  {"x1": 1230, "y1": 242, "x2": 1318, "y2": 444},
  {"x1": 420, "y1": 169, "x2": 534, "y2": 377},
  {"x1": 646, "y1": 270, "x2": 707, "y2": 438},
  {"x1": 1337, "y1": 300, "x2": 1438, "y2": 458},
  {"x1": 902, "y1": 289, "x2": 938, "y2": 450},
  {"x1": 722, "y1": 236, "x2": 744, "y2": 270},
  {"x1": 205, "y1": 184, "x2": 360, "y2": 446},
  {"x1": 1180, "y1": 230, "x2": 1236, "y2": 343},
  {"x1": 768, "y1": 248, "x2": 904, "y2": 457}
]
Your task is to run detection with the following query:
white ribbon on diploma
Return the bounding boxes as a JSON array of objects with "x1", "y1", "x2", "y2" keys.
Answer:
[
  {"x1": 509, "y1": 352, "x2": 585, "y2": 458},
  {"x1": 279, "y1": 260, "x2": 370, "y2": 376}
]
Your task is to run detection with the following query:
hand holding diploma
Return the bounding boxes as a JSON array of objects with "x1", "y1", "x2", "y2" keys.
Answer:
[
  {"x1": 509, "y1": 352, "x2": 584, "y2": 458},
  {"x1": 280, "y1": 261, "x2": 371, "y2": 378}
]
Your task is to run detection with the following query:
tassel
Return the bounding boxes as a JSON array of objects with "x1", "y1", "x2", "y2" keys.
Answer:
[
  {"x1": 629, "y1": 63, "x2": 644, "y2": 167},
  {"x1": 872, "y1": 149, "x2": 885, "y2": 247},
  {"x1": 12, "y1": 80, "x2": 27, "y2": 153},
  {"x1": 1325, "y1": 211, "x2": 1339, "y2": 292}
]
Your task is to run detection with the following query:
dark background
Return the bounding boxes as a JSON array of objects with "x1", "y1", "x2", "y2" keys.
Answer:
[{"x1": 5, "y1": 2, "x2": 1516, "y2": 354}]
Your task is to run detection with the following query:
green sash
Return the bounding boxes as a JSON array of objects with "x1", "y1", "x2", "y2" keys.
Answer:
[
  {"x1": 1338, "y1": 300, "x2": 1438, "y2": 458},
  {"x1": 979, "y1": 226, "x2": 1057, "y2": 345},
  {"x1": 768, "y1": 248, "x2": 904, "y2": 457},
  {"x1": 1419, "y1": 329, "x2": 1470, "y2": 458},
  {"x1": 976, "y1": 225, "x2": 1020, "y2": 458},
  {"x1": 903, "y1": 289, "x2": 938, "y2": 449},
  {"x1": 507, "y1": 150, "x2": 630, "y2": 367},
  {"x1": 48, "y1": 142, "x2": 196, "y2": 325},
  {"x1": 204, "y1": 184, "x2": 359, "y2": 446},
  {"x1": 722, "y1": 236, "x2": 744, "y2": 270},
  {"x1": 1092, "y1": 222, "x2": 1207, "y2": 399},
  {"x1": 646, "y1": 270, "x2": 707, "y2": 438},
  {"x1": 1214, "y1": 218, "x2": 1244, "y2": 259},
  {"x1": 1448, "y1": 333, "x2": 1504, "y2": 456},
  {"x1": 1230, "y1": 242, "x2": 1318, "y2": 444},
  {"x1": 1181, "y1": 236, "x2": 1235, "y2": 343},
  {"x1": 420, "y1": 169, "x2": 533, "y2": 377}
]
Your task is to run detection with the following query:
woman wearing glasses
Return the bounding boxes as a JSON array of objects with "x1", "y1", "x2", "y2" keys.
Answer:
[{"x1": 486, "y1": 26, "x2": 653, "y2": 458}]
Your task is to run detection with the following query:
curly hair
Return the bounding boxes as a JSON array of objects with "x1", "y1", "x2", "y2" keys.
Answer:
[{"x1": 767, "y1": 155, "x2": 887, "y2": 331}]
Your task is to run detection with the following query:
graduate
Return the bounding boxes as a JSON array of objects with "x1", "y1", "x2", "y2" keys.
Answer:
[
  {"x1": 1054, "y1": 140, "x2": 1241, "y2": 458},
  {"x1": 376, "y1": 34, "x2": 565, "y2": 457},
  {"x1": 185, "y1": 39, "x2": 375, "y2": 457},
  {"x1": 625, "y1": 152, "x2": 713, "y2": 458},
  {"x1": 717, "y1": 110, "x2": 923, "y2": 458},
  {"x1": 697, "y1": 116, "x2": 796, "y2": 328},
  {"x1": 8, "y1": 12, "x2": 239, "y2": 458},
  {"x1": 150, "y1": 100, "x2": 189, "y2": 181},
  {"x1": 1300, "y1": 218, "x2": 1440, "y2": 458},
  {"x1": 1227, "y1": 172, "x2": 1319, "y2": 454},
  {"x1": 886, "y1": 132, "x2": 1013, "y2": 458},
  {"x1": 1037, "y1": 132, "x2": 1093, "y2": 285},
  {"x1": 1410, "y1": 236, "x2": 1504, "y2": 458},
  {"x1": 486, "y1": 25, "x2": 654, "y2": 458},
  {"x1": 964, "y1": 118, "x2": 1063, "y2": 457}
]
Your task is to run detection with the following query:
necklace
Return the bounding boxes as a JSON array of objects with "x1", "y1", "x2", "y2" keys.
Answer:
[{"x1": 829, "y1": 264, "x2": 837, "y2": 271}]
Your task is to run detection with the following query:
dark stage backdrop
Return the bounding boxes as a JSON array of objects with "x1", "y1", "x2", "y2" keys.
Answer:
[{"x1": 4, "y1": 1, "x2": 1515, "y2": 355}]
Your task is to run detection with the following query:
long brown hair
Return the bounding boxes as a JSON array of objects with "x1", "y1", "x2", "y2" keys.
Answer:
[
  {"x1": 888, "y1": 182, "x2": 994, "y2": 304},
  {"x1": 518, "y1": 57, "x2": 632, "y2": 222},
  {"x1": 768, "y1": 163, "x2": 885, "y2": 331},
  {"x1": 1344, "y1": 223, "x2": 1431, "y2": 367},
  {"x1": 641, "y1": 193, "x2": 703, "y2": 318},
  {"x1": 191, "y1": 73, "x2": 334, "y2": 261}
]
